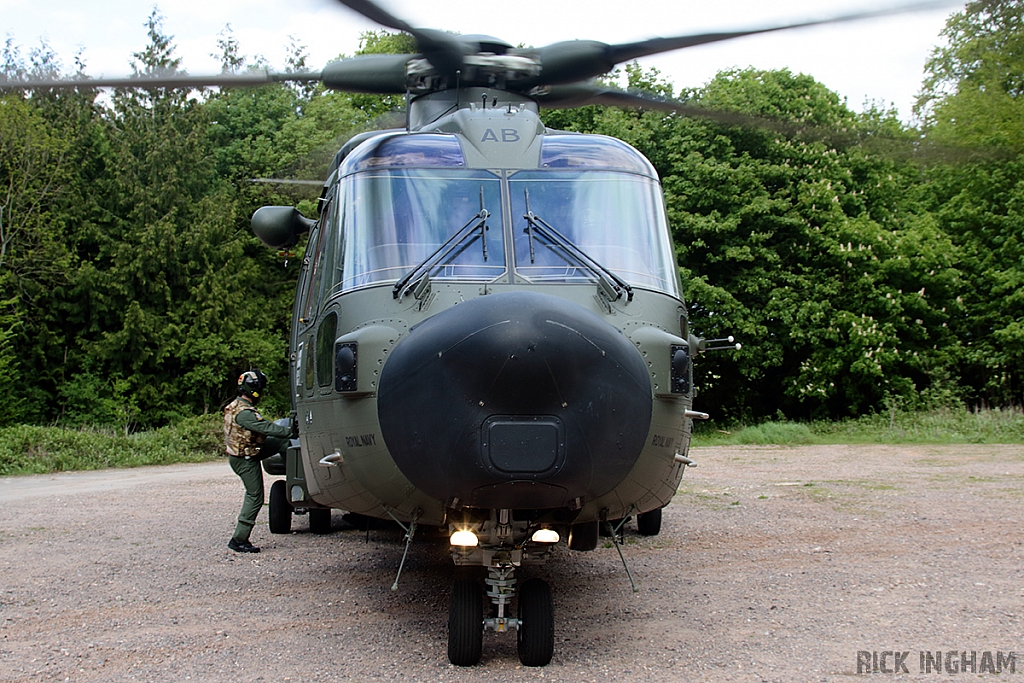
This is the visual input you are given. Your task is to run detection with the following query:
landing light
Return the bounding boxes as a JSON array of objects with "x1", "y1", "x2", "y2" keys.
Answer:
[
  {"x1": 450, "y1": 530, "x2": 478, "y2": 547},
  {"x1": 531, "y1": 528, "x2": 560, "y2": 544}
]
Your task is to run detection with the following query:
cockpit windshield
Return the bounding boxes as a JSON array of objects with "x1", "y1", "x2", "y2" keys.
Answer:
[
  {"x1": 336, "y1": 168, "x2": 505, "y2": 292},
  {"x1": 509, "y1": 170, "x2": 678, "y2": 295},
  {"x1": 325, "y1": 131, "x2": 679, "y2": 300}
]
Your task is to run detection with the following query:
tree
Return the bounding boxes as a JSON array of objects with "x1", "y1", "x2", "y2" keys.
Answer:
[
  {"x1": 0, "y1": 41, "x2": 99, "y2": 424},
  {"x1": 917, "y1": 0, "x2": 1024, "y2": 152},
  {"x1": 57, "y1": 11, "x2": 298, "y2": 424},
  {"x1": 647, "y1": 69, "x2": 959, "y2": 419},
  {"x1": 916, "y1": 0, "x2": 1024, "y2": 407},
  {"x1": 0, "y1": 95, "x2": 70, "y2": 279}
]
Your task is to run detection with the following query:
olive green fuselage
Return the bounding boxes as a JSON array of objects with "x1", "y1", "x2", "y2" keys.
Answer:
[
  {"x1": 293, "y1": 280, "x2": 693, "y2": 527},
  {"x1": 280, "y1": 94, "x2": 696, "y2": 529}
]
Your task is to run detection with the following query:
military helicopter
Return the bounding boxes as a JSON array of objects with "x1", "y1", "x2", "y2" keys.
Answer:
[{"x1": 3, "y1": 0, "x2": 957, "y2": 667}]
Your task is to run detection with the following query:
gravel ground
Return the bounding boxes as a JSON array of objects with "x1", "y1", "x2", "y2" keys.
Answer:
[{"x1": 2, "y1": 444, "x2": 1023, "y2": 682}]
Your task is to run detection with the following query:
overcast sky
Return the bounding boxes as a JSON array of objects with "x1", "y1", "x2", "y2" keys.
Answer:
[{"x1": 1, "y1": 0, "x2": 963, "y2": 122}]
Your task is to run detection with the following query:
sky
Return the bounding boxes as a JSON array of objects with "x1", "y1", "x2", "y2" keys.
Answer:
[{"x1": 1, "y1": 0, "x2": 965, "y2": 122}]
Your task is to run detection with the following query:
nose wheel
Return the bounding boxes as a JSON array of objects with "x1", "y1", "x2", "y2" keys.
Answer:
[
  {"x1": 517, "y1": 578, "x2": 554, "y2": 666},
  {"x1": 447, "y1": 578, "x2": 483, "y2": 666},
  {"x1": 446, "y1": 568, "x2": 554, "y2": 667}
]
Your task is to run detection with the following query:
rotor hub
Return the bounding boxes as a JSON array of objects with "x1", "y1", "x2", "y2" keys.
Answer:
[{"x1": 406, "y1": 53, "x2": 542, "y2": 91}]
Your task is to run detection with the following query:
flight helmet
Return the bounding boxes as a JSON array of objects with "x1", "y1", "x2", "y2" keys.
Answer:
[{"x1": 237, "y1": 368, "x2": 268, "y2": 403}]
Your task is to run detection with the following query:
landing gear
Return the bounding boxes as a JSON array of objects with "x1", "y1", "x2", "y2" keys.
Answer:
[
  {"x1": 594, "y1": 509, "x2": 663, "y2": 537},
  {"x1": 268, "y1": 479, "x2": 292, "y2": 534},
  {"x1": 517, "y1": 578, "x2": 554, "y2": 667},
  {"x1": 308, "y1": 507, "x2": 331, "y2": 534},
  {"x1": 637, "y1": 507, "x2": 662, "y2": 536},
  {"x1": 446, "y1": 508, "x2": 561, "y2": 666},
  {"x1": 447, "y1": 578, "x2": 483, "y2": 666},
  {"x1": 446, "y1": 567, "x2": 555, "y2": 667},
  {"x1": 567, "y1": 520, "x2": 598, "y2": 551}
]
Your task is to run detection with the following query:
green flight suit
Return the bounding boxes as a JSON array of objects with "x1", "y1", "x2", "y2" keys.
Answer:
[{"x1": 228, "y1": 398, "x2": 292, "y2": 544}]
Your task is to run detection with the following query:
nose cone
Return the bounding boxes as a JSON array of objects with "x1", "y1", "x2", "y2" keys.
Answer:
[{"x1": 377, "y1": 291, "x2": 651, "y2": 510}]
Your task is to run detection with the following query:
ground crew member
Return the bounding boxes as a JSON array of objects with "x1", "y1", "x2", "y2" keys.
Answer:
[{"x1": 223, "y1": 368, "x2": 293, "y2": 553}]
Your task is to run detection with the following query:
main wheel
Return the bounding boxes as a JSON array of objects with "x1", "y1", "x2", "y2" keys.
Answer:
[
  {"x1": 517, "y1": 578, "x2": 554, "y2": 667},
  {"x1": 637, "y1": 507, "x2": 662, "y2": 536},
  {"x1": 447, "y1": 578, "x2": 483, "y2": 666},
  {"x1": 567, "y1": 521, "x2": 598, "y2": 551},
  {"x1": 308, "y1": 507, "x2": 331, "y2": 534},
  {"x1": 268, "y1": 479, "x2": 292, "y2": 534}
]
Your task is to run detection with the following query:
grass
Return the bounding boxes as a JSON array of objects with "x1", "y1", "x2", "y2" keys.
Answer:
[
  {"x1": 691, "y1": 407, "x2": 1024, "y2": 447},
  {"x1": 0, "y1": 414, "x2": 223, "y2": 476}
]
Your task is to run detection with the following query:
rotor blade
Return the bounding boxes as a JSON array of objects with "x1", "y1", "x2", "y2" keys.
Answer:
[
  {"x1": 335, "y1": 0, "x2": 466, "y2": 76},
  {"x1": 1, "y1": 53, "x2": 415, "y2": 96},
  {"x1": 533, "y1": 84, "x2": 975, "y2": 161},
  {"x1": 519, "y1": 0, "x2": 962, "y2": 87},
  {"x1": 334, "y1": 0, "x2": 416, "y2": 34},
  {"x1": 534, "y1": 83, "x2": 788, "y2": 131},
  {"x1": 0, "y1": 70, "x2": 319, "y2": 91},
  {"x1": 320, "y1": 54, "x2": 413, "y2": 93}
]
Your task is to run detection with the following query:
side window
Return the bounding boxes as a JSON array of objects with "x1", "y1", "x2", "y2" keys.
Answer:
[
  {"x1": 303, "y1": 335, "x2": 315, "y2": 393},
  {"x1": 320, "y1": 184, "x2": 345, "y2": 304},
  {"x1": 301, "y1": 200, "x2": 333, "y2": 324},
  {"x1": 297, "y1": 226, "x2": 321, "y2": 325},
  {"x1": 316, "y1": 312, "x2": 338, "y2": 388}
]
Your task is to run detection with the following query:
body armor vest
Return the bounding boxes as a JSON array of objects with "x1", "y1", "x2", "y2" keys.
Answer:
[{"x1": 223, "y1": 398, "x2": 266, "y2": 458}]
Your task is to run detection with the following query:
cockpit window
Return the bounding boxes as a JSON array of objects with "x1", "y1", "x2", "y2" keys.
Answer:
[
  {"x1": 321, "y1": 131, "x2": 679, "y2": 301},
  {"x1": 509, "y1": 170, "x2": 679, "y2": 296},
  {"x1": 334, "y1": 169, "x2": 505, "y2": 292}
]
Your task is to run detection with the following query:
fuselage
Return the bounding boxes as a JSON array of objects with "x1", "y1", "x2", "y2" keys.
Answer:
[{"x1": 287, "y1": 93, "x2": 696, "y2": 528}]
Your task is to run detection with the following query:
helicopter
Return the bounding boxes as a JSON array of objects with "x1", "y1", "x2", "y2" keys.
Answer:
[{"x1": 2, "y1": 0, "x2": 958, "y2": 667}]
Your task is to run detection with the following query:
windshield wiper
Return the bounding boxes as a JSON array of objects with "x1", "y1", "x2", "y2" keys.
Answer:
[
  {"x1": 523, "y1": 188, "x2": 633, "y2": 303},
  {"x1": 393, "y1": 186, "x2": 491, "y2": 300}
]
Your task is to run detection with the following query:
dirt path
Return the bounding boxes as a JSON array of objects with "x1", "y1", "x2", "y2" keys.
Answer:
[
  {"x1": 1, "y1": 444, "x2": 1022, "y2": 682},
  {"x1": 0, "y1": 462, "x2": 226, "y2": 503}
]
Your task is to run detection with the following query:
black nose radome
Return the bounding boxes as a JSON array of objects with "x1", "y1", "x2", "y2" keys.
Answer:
[{"x1": 377, "y1": 291, "x2": 652, "y2": 510}]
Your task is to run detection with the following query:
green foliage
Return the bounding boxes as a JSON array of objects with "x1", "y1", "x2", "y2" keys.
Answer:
[
  {"x1": 0, "y1": 93, "x2": 72, "y2": 275},
  {"x1": 57, "y1": 371, "x2": 138, "y2": 434},
  {"x1": 0, "y1": 414, "x2": 222, "y2": 475},
  {"x1": 39, "y1": 14, "x2": 300, "y2": 423},
  {"x1": 693, "y1": 407, "x2": 1024, "y2": 446},
  {"x1": 917, "y1": 0, "x2": 1024, "y2": 152},
  {"x1": 733, "y1": 422, "x2": 815, "y2": 445},
  {"x1": 819, "y1": 406, "x2": 1024, "y2": 444},
  {"x1": 0, "y1": 47, "x2": 101, "y2": 425},
  {"x1": 661, "y1": 69, "x2": 963, "y2": 419},
  {"x1": 915, "y1": 0, "x2": 1024, "y2": 408},
  {"x1": 544, "y1": 65, "x2": 977, "y2": 420},
  {"x1": 0, "y1": 290, "x2": 18, "y2": 420},
  {"x1": 548, "y1": 58, "x2": 1021, "y2": 420}
]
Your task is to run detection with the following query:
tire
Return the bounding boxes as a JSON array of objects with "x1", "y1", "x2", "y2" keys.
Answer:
[
  {"x1": 637, "y1": 507, "x2": 662, "y2": 536},
  {"x1": 567, "y1": 521, "x2": 598, "y2": 551},
  {"x1": 308, "y1": 507, "x2": 331, "y2": 535},
  {"x1": 517, "y1": 578, "x2": 554, "y2": 667},
  {"x1": 268, "y1": 479, "x2": 292, "y2": 534},
  {"x1": 261, "y1": 452, "x2": 286, "y2": 476},
  {"x1": 447, "y1": 578, "x2": 483, "y2": 666}
]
